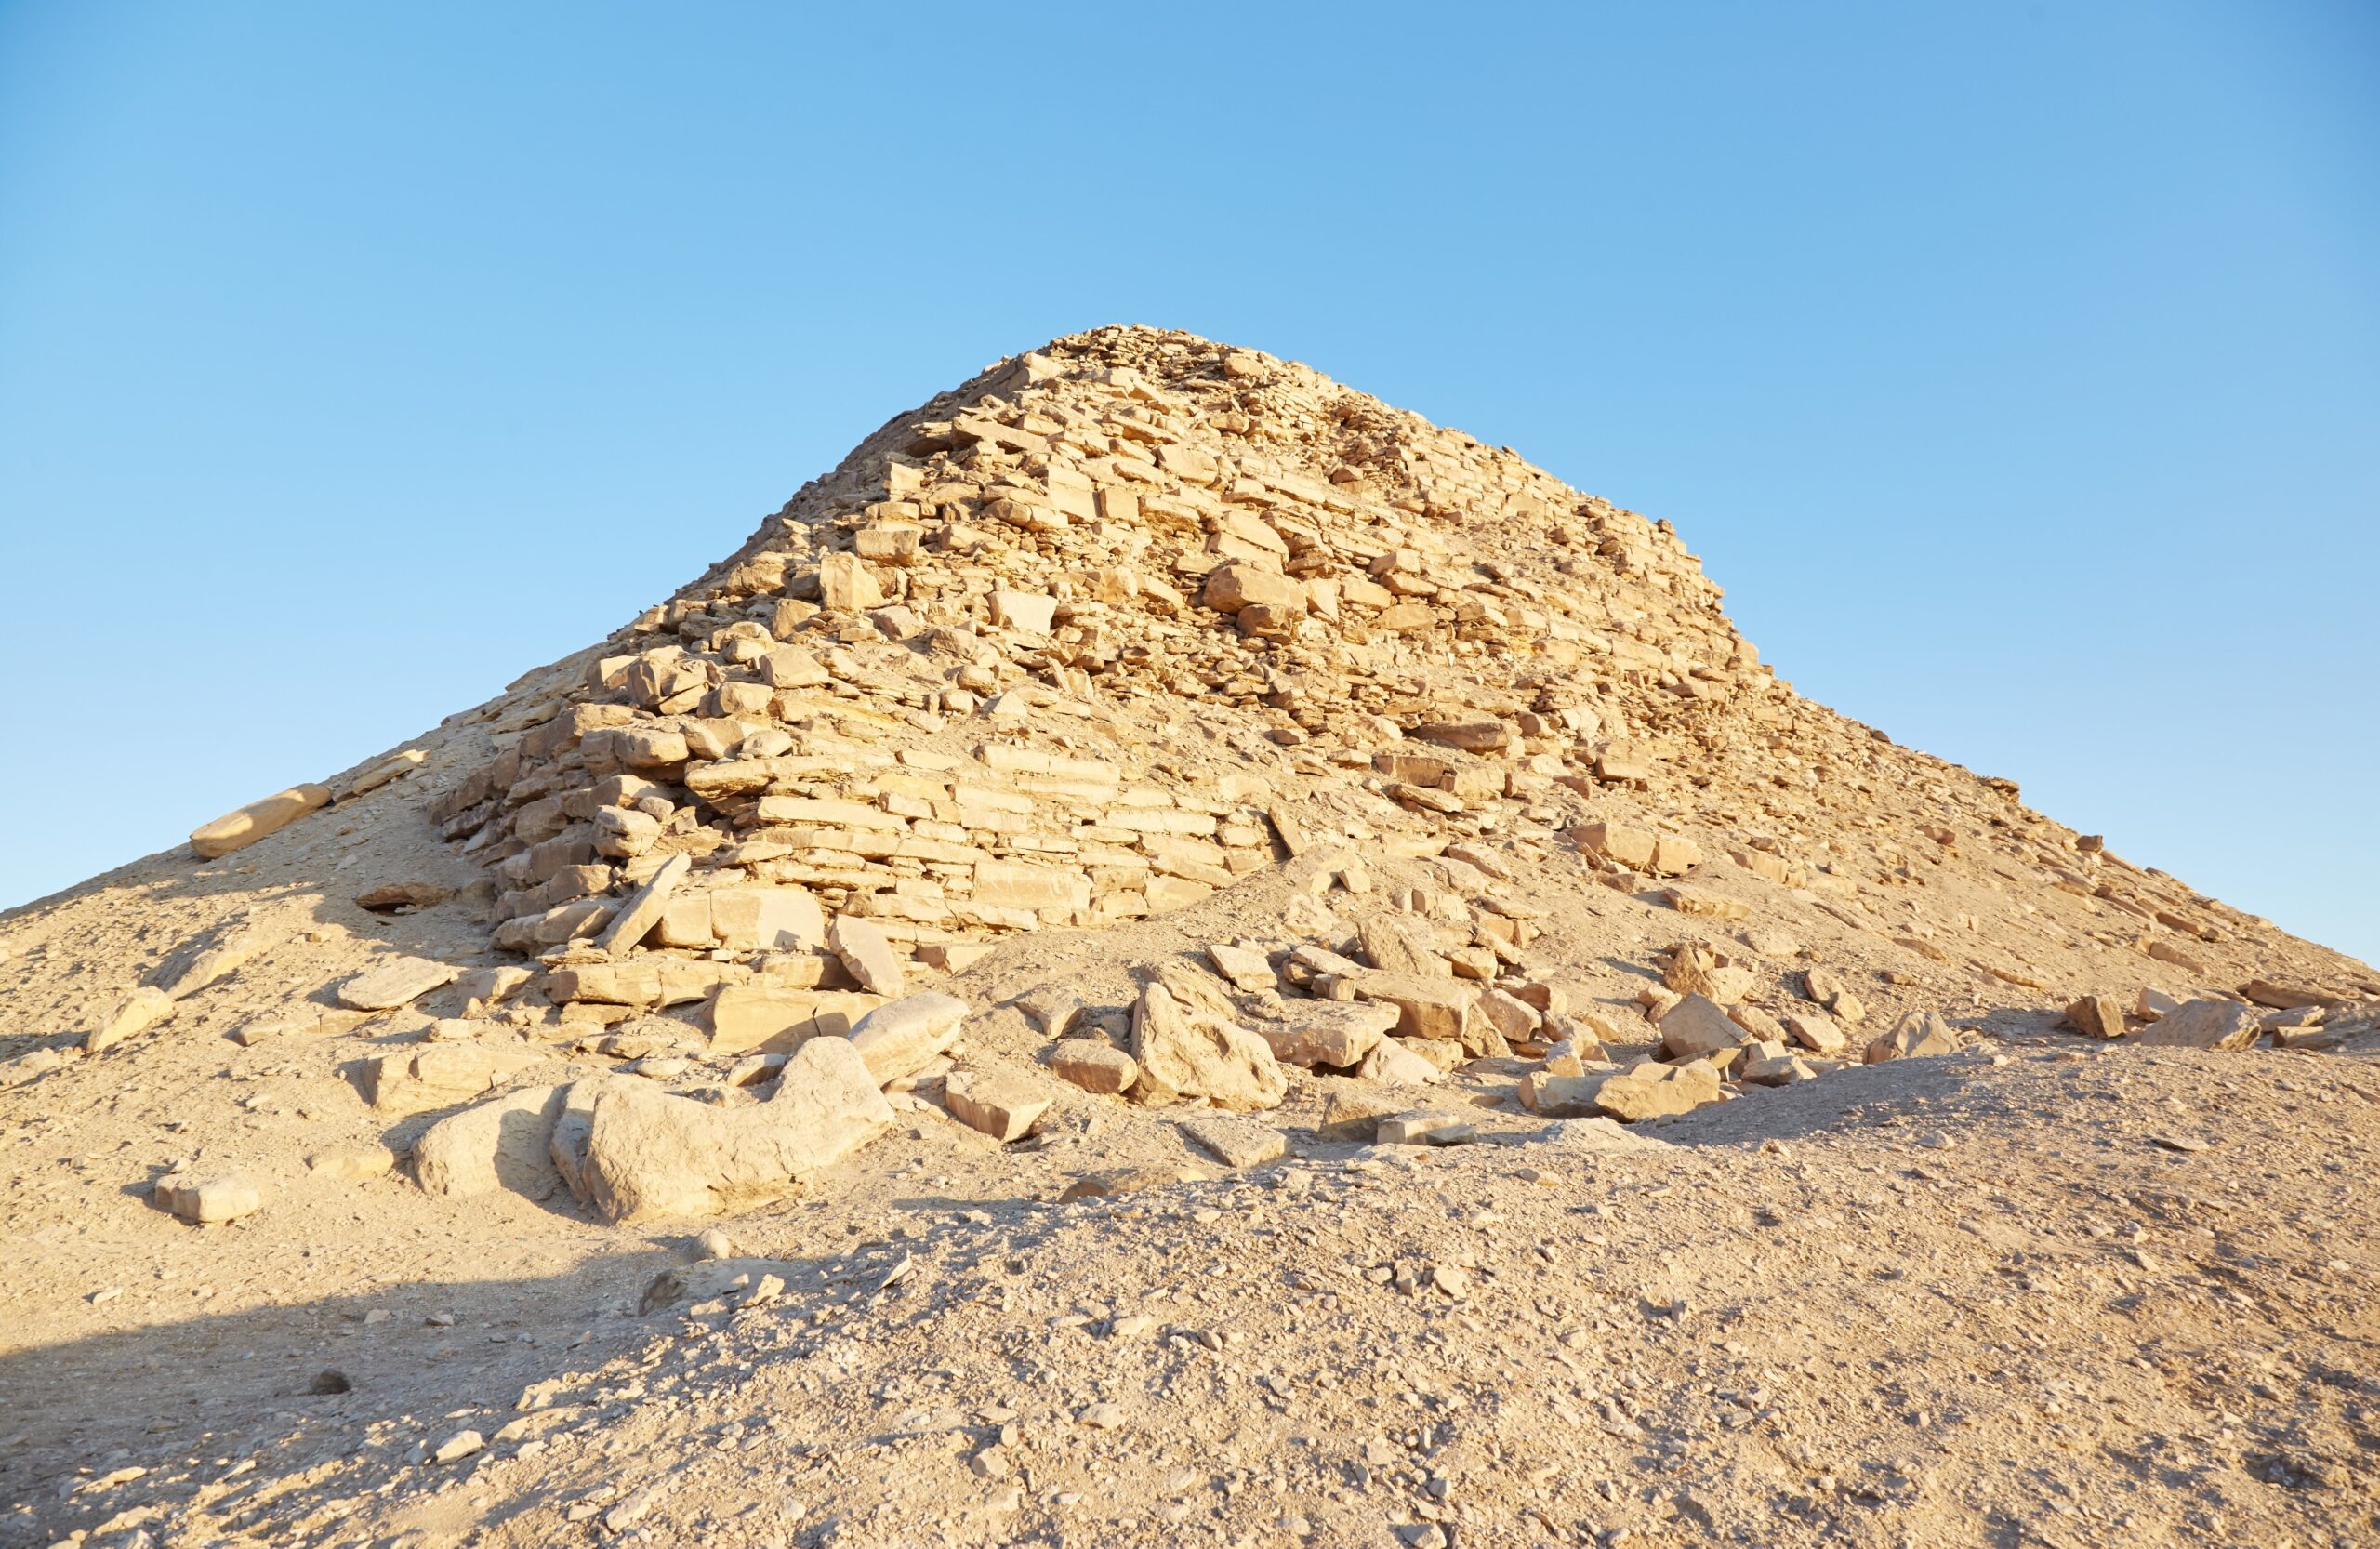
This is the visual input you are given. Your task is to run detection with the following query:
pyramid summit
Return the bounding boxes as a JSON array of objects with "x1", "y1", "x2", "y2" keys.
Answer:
[{"x1": 3, "y1": 325, "x2": 2373, "y2": 1546}]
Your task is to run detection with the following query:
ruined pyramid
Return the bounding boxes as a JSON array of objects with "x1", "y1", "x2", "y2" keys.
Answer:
[{"x1": 4, "y1": 325, "x2": 2374, "y2": 1549}]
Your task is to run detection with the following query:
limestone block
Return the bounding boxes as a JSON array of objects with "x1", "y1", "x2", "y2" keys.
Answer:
[
  {"x1": 87, "y1": 986, "x2": 175, "y2": 1052},
  {"x1": 596, "y1": 854, "x2": 691, "y2": 953},
  {"x1": 1258, "y1": 1000, "x2": 1395, "y2": 1067},
  {"x1": 337, "y1": 956, "x2": 460, "y2": 1012},
  {"x1": 830, "y1": 914, "x2": 907, "y2": 997},
  {"x1": 1130, "y1": 982, "x2": 1286, "y2": 1110},
  {"x1": 707, "y1": 885, "x2": 826, "y2": 952},
  {"x1": 2136, "y1": 998, "x2": 2260, "y2": 1051},
  {"x1": 1051, "y1": 1039, "x2": 1138, "y2": 1094},
  {"x1": 573, "y1": 1038, "x2": 895, "y2": 1223},
  {"x1": 1202, "y1": 563, "x2": 1306, "y2": 615},
  {"x1": 154, "y1": 1171, "x2": 261, "y2": 1225},
  {"x1": 846, "y1": 992, "x2": 969, "y2": 1084},
  {"x1": 1657, "y1": 994, "x2": 1745, "y2": 1061},
  {"x1": 2064, "y1": 995, "x2": 2127, "y2": 1040},
  {"x1": 412, "y1": 1085, "x2": 568, "y2": 1199},
  {"x1": 190, "y1": 784, "x2": 331, "y2": 859},
  {"x1": 945, "y1": 1070, "x2": 1050, "y2": 1142}
]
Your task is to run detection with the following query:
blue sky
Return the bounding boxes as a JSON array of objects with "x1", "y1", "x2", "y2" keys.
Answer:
[{"x1": 2, "y1": 3, "x2": 2373, "y2": 961}]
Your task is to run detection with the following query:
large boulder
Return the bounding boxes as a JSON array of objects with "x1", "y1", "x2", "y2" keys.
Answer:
[
  {"x1": 413, "y1": 1085, "x2": 569, "y2": 1199},
  {"x1": 1130, "y1": 982, "x2": 1287, "y2": 1111},
  {"x1": 572, "y1": 1038, "x2": 894, "y2": 1223},
  {"x1": 1527, "y1": 1059, "x2": 1724, "y2": 1122},
  {"x1": 1863, "y1": 1011, "x2": 1961, "y2": 1064},
  {"x1": 846, "y1": 992, "x2": 968, "y2": 1084},
  {"x1": 1659, "y1": 944, "x2": 1756, "y2": 1005},
  {"x1": 2136, "y1": 999, "x2": 2260, "y2": 1051},
  {"x1": 1345, "y1": 971, "x2": 1477, "y2": 1042},
  {"x1": 1656, "y1": 994, "x2": 1745, "y2": 1062},
  {"x1": 1257, "y1": 1001, "x2": 1396, "y2": 1068}
]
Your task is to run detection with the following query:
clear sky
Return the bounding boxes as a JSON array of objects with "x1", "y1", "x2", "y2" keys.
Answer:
[{"x1": 2, "y1": 3, "x2": 2373, "y2": 961}]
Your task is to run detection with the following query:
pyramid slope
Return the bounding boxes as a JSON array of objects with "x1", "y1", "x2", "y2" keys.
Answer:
[{"x1": 0, "y1": 326, "x2": 2373, "y2": 1547}]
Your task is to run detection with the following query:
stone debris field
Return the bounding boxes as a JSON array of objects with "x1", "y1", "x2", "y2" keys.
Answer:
[{"x1": 2, "y1": 326, "x2": 2375, "y2": 1549}]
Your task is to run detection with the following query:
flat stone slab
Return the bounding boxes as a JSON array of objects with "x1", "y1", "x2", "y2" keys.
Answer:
[
  {"x1": 337, "y1": 956, "x2": 460, "y2": 1012},
  {"x1": 1177, "y1": 1113, "x2": 1287, "y2": 1169}
]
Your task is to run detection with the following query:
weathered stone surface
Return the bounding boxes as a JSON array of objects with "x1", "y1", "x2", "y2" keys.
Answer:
[
  {"x1": 1178, "y1": 1113, "x2": 1287, "y2": 1168},
  {"x1": 1410, "y1": 720, "x2": 1510, "y2": 754},
  {"x1": 337, "y1": 956, "x2": 460, "y2": 1012},
  {"x1": 190, "y1": 784, "x2": 331, "y2": 859},
  {"x1": 817, "y1": 551, "x2": 883, "y2": 613},
  {"x1": 412, "y1": 1085, "x2": 567, "y2": 1199},
  {"x1": 2136, "y1": 998, "x2": 2260, "y2": 1051},
  {"x1": 573, "y1": 1037, "x2": 894, "y2": 1223},
  {"x1": 1050, "y1": 1039, "x2": 1137, "y2": 1094},
  {"x1": 990, "y1": 590, "x2": 1059, "y2": 633},
  {"x1": 1345, "y1": 971, "x2": 1476, "y2": 1041},
  {"x1": 87, "y1": 986, "x2": 175, "y2": 1052},
  {"x1": 1780, "y1": 1010, "x2": 1846, "y2": 1055},
  {"x1": 707, "y1": 885, "x2": 826, "y2": 952},
  {"x1": 710, "y1": 985, "x2": 879, "y2": 1056},
  {"x1": 1572, "y1": 821, "x2": 1657, "y2": 869},
  {"x1": 1358, "y1": 917, "x2": 1448, "y2": 977},
  {"x1": 2064, "y1": 994, "x2": 2127, "y2": 1040},
  {"x1": 1258, "y1": 1000, "x2": 1395, "y2": 1067},
  {"x1": 2238, "y1": 978, "x2": 2327, "y2": 1011},
  {"x1": 363, "y1": 1041, "x2": 537, "y2": 1114},
  {"x1": 1740, "y1": 1049, "x2": 1818, "y2": 1086},
  {"x1": 1660, "y1": 944, "x2": 1755, "y2": 1005},
  {"x1": 846, "y1": 992, "x2": 968, "y2": 1084},
  {"x1": 1574, "y1": 1059, "x2": 1724, "y2": 1121},
  {"x1": 1864, "y1": 1011, "x2": 1961, "y2": 1063},
  {"x1": 830, "y1": 915, "x2": 907, "y2": 998},
  {"x1": 155, "y1": 1171, "x2": 260, "y2": 1225},
  {"x1": 1376, "y1": 1110, "x2": 1475, "y2": 1145},
  {"x1": 1657, "y1": 994, "x2": 1745, "y2": 1062},
  {"x1": 308, "y1": 1144, "x2": 397, "y2": 1181},
  {"x1": 1202, "y1": 563, "x2": 1305, "y2": 615},
  {"x1": 944, "y1": 1069, "x2": 1050, "y2": 1142},
  {"x1": 1356, "y1": 1038, "x2": 1444, "y2": 1085},
  {"x1": 596, "y1": 854, "x2": 691, "y2": 953},
  {"x1": 973, "y1": 861, "x2": 1091, "y2": 916},
  {"x1": 1130, "y1": 982, "x2": 1286, "y2": 1110},
  {"x1": 1206, "y1": 943, "x2": 1278, "y2": 994}
]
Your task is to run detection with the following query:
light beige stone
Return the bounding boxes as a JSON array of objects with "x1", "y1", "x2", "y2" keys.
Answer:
[
  {"x1": 573, "y1": 1037, "x2": 894, "y2": 1223},
  {"x1": 190, "y1": 784, "x2": 331, "y2": 859},
  {"x1": 337, "y1": 956, "x2": 460, "y2": 1012},
  {"x1": 1130, "y1": 982, "x2": 1286, "y2": 1110},
  {"x1": 830, "y1": 914, "x2": 907, "y2": 997},
  {"x1": 86, "y1": 986, "x2": 175, "y2": 1053},
  {"x1": 154, "y1": 1171, "x2": 261, "y2": 1225},
  {"x1": 1657, "y1": 994, "x2": 1745, "y2": 1062},
  {"x1": 596, "y1": 854, "x2": 690, "y2": 953},
  {"x1": 2064, "y1": 994, "x2": 2127, "y2": 1040},
  {"x1": 2136, "y1": 998, "x2": 2260, "y2": 1051},
  {"x1": 944, "y1": 1070, "x2": 1050, "y2": 1142},
  {"x1": 1051, "y1": 1039, "x2": 1138, "y2": 1094},
  {"x1": 846, "y1": 992, "x2": 968, "y2": 1084},
  {"x1": 412, "y1": 1085, "x2": 567, "y2": 1199}
]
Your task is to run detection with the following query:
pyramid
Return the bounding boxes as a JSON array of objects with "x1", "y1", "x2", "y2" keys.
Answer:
[{"x1": 3, "y1": 326, "x2": 2373, "y2": 1547}]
